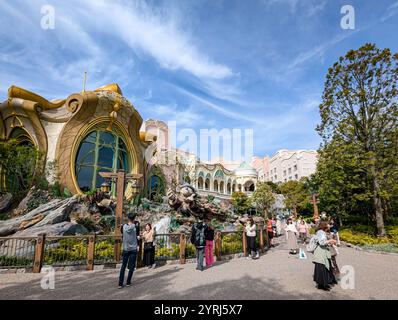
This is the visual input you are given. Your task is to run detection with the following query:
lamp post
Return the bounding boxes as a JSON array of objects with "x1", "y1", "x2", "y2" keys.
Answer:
[
  {"x1": 100, "y1": 181, "x2": 111, "y2": 194},
  {"x1": 98, "y1": 170, "x2": 143, "y2": 261}
]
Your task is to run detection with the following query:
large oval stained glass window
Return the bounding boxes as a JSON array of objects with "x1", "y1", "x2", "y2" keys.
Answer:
[{"x1": 75, "y1": 130, "x2": 129, "y2": 192}]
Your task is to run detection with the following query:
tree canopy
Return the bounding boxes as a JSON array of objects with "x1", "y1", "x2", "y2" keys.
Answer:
[
  {"x1": 231, "y1": 191, "x2": 252, "y2": 215},
  {"x1": 0, "y1": 139, "x2": 39, "y2": 198},
  {"x1": 251, "y1": 181, "x2": 275, "y2": 217},
  {"x1": 279, "y1": 180, "x2": 309, "y2": 217},
  {"x1": 316, "y1": 43, "x2": 398, "y2": 236}
]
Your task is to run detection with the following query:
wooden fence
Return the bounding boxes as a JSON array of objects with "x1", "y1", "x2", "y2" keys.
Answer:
[{"x1": 0, "y1": 225, "x2": 270, "y2": 273}]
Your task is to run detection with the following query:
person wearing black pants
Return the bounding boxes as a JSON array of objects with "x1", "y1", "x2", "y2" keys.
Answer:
[
  {"x1": 245, "y1": 217, "x2": 259, "y2": 259},
  {"x1": 142, "y1": 223, "x2": 156, "y2": 268},
  {"x1": 118, "y1": 213, "x2": 139, "y2": 288},
  {"x1": 191, "y1": 219, "x2": 207, "y2": 271}
]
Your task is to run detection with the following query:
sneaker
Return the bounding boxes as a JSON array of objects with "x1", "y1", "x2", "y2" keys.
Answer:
[
  {"x1": 126, "y1": 284, "x2": 131, "y2": 287},
  {"x1": 118, "y1": 286, "x2": 123, "y2": 289}
]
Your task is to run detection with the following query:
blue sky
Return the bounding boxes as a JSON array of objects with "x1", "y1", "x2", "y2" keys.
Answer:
[{"x1": 1, "y1": 0, "x2": 398, "y2": 159}]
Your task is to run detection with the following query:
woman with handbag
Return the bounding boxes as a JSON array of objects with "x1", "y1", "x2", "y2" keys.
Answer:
[
  {"x1": 142, "y1": 223, "x2": 156, "y2": 269},
  {"x1": 313, "y1": 221, "x2": 338, "y2": 290}
]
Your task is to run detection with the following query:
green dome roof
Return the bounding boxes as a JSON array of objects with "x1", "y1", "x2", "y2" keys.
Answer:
[{"x1": 234, "y1": 162, "x2": 257, "y2": 177}]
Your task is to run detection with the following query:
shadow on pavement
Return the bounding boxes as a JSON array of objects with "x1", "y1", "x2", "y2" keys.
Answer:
[{"x1": 0, "y1": 263, "x2": 352, "y2": 300}]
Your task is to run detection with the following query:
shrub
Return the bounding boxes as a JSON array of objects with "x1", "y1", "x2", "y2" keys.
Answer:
[
  {"x1": 94, "y1": 240, "x2": 114, "y2": 260},
  {"x1": 155, "y1": 243, "x2": 179, "y2": 259},
  {"x1": 221, "y1": 233, "x2": 242, "y2": 255},
  {"x1": 185, "y1": 243, "x2": 196, "y2": 258},
  {"x1": 339, "y1": 228, "x2": 397, "y2": 246},
  {"x1": 0, "y1": 255, "x2": 32, "y2": 267},
  {"x1": 44, "y1": 239, "x2": 87, "y2": 264}
]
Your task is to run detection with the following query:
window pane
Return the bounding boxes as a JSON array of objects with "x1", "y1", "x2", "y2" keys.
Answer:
[
  {"x1": 118, "y1": 151, "x2": 128, "y2": 170},
  {"x1": 76, "y1": 142, "x2": 95, "y2": 165},
  {"x1": 98, "y1": 147, "x2": 114, "y2": 167},
  {"x1": 95, "y1": 167, "x2": 112, "y2": 188},
  {"x1": 77, "y1": 166, "x2": 94, "y2": 192},
  {"x1": 99, "y1": 131, "x2": 116, "y2": 146},
  {"x1": 85, "y1": 131, "x2": 97, "y2": 144}
]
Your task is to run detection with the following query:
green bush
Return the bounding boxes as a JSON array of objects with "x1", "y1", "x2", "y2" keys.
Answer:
[
  {"x1": 155, "y1": 243, "x2": 180, "y2": 259},
  {"x1": 94, "y1": 240, "x2": 114, "y2": 260},
  {"x1": 221, "y1": 233, "x2": 243, "y2": 255},
  {"x1": 185, "y1": 243, "x2": 196, "y2": 258},
  {"x1": 340, "y1": 226, "x2": 398, "y2": 246},
  {"x1": 44, "y1": 239, "x2": 87, "y2": 264},
  {"x1": 0, "y1": 255, "x2": 32, "y2": 267}
]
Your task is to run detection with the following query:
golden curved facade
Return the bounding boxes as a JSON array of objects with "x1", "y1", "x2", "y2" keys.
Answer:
[{"x1": 0, "y1": 83, "x2": 151, "y2": 195}]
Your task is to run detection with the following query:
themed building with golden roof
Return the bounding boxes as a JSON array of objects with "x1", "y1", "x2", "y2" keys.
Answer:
[{"x1": 0, "y1": 83, "x2": 154, "y2": 197}]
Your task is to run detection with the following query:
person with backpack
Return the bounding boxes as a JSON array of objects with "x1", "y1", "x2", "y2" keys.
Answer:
[
  {"x1": 312, "y1": 221, "x2": 338, "y2": 291},
  {"x1": 204, "y1": 220, "x2": 215, "y2": 267},
  {"x1": 118, "y1": 213, "x2": 139, "y2": 289},
  {"x1": 246, "y1": 217, "x2": 259, "y2": 259},
  {"x1": 191, "y1": 218, "x2": 207, "y2": 271}
]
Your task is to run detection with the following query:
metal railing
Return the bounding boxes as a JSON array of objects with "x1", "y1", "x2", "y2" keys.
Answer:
[
  {"x1": 94, "y1": 235, "x2": 119, "y2": 265},
  {"x1": 0, "y1": 237, "x2": 37, "y2": 268},
  {"x1": 0, "y1": 224, "x2": 269, "y2": 272},
  {"x1": 43, "y1": 236, "x2": 89, "y2": 267},
  {"x1": 153, "y1": 233, "x2": 181, "y2": 261}
]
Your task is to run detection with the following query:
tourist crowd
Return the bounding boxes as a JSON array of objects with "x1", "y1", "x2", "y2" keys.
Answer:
[{"x1": 117, "y1": 211, "x2": 341, "y2": 292}]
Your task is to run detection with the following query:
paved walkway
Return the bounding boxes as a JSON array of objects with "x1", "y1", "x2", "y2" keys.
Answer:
[{"x1": 1, "y1": 238, "x2": 397, "y2": 300}]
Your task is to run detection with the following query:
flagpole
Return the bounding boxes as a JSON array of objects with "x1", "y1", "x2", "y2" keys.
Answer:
[{"x1": 82, "y1": 71, "x2": 87, "y2": 92}]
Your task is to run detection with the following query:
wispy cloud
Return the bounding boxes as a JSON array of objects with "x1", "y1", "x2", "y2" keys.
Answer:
[
  {"x1": 265, "y1": 0, "x2": 299, "y2": 15},
  {"x1": 381, "y1": 1, "x2": 398, "y2": 21},
  {"x1": 82, "y1": 0, "x2": 232, "y2": 80},
  {"x1": 171, "y1": 84, "x2": 263, "y2": 125},
  {"x1": 0, "y1": 0, "x2": 396, "y2": 157},
  {"x1": 286, "y1": 31, "x2": 357, "y2": 73},
  {"x1": 148, "y1": 103, "x2": 205, "y2": 127},
  {"x1": 306, "y1": 1, "x2": 327, "y2": 17}
]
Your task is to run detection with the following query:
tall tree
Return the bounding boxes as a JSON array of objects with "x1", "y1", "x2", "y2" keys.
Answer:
[
  {"x1": 279, "y1": 180, "x2": 308, "y2": 217},
  {"x1": 317, "y1": 43, "x2": 398, "y2": 236},
  {"x1": 231, "y1": 191, "x2": 252, "y2": 215},
  {"x1": 252, "y1": 181, "x2": 275, "y2": 218}
]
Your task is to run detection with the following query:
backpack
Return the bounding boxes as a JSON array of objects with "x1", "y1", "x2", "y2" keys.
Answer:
[
  {"x1": 192, "y1": 224, "x2": 206, "y2": 247},
  {"x1": 306, "y1": 234, "x2": 318, "y2": 253}
]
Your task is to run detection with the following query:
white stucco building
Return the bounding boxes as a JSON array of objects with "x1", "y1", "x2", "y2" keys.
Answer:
[
  {"x1": 143, "y1": 120, "x2": 318, "y2": 201},
  {"x1": 251, "y1": 149, "x2": 318, "y2": 183}
]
